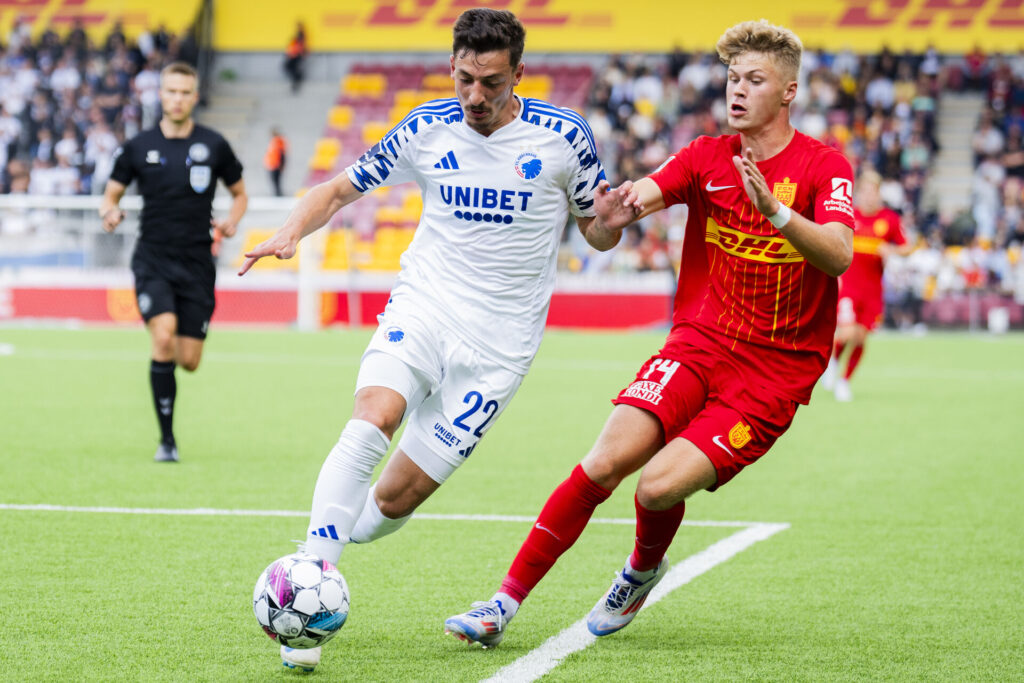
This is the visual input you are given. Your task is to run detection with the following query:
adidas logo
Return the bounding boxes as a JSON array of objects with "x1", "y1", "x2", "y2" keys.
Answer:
[
  {"x1": 311, "y1": 524, "x2": 340, "y2": 540},
  {"x1": 433, "y1": 150, "x2": 459, "y2": 170}
]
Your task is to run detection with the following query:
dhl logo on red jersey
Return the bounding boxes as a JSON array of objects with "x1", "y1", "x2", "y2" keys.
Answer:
[
  {"x1": 705, "y1": 218, "x2": 804, "y2": 264},
  {"x1": 852, "y1": 234, "x2": 885, "y2": 255}
]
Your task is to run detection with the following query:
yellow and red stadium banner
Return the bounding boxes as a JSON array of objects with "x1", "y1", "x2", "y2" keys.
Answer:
[
  {"x1": 214, "y1": 0, "x2": 1024, "y2": 53},
  {"x1": 0, "y1": 0, "x2": 199, "y2": 42}
]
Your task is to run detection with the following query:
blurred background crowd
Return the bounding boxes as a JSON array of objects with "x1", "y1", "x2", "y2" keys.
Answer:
[{"x1": 2, "y1": 17, "x2": 1022, "y2": 330}]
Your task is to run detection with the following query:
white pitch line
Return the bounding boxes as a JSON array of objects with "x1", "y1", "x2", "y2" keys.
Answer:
[
  {"x1": 481, "y1": 522, "x2": 790, "y2": 683},
  {"x1": 0, "y1": 503, "x2": 767, "y2": 528}
]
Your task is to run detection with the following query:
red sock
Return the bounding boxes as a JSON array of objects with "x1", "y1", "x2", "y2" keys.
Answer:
[
  {"x1": 833, "y1": 341, "x2": 846, "y2": 360},
  {"x1": 844, "y1": 344, "x2": 864, "y2": 380},
  {"x1": 500, "y1": 465, "x2": 611, "y2": 603},
  {"x1": 629, "y1": 495, "x2": 686, "y2": 572}
]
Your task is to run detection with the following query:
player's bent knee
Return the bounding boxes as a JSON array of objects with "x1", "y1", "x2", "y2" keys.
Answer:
[
  {"x1": 352, "y1": 385, "x2": 411, "y2": 435},
  {"x1": 635, "y1": 477, "x2": 686, "y2": 510},
  {"x1": 375, "y1": 494, "x2": 416, "y2": 520},
  {"x1": 580, "y1": 451, "x2": 630, "y2": 491}
]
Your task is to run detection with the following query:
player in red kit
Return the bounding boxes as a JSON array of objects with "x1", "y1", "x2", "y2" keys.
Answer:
[
  {"x1": 821, "y1": 169, "x2": 909, "y2": 401},
  {"x1": 444, "y1": 19, "x2": 854, "y2": 648}
]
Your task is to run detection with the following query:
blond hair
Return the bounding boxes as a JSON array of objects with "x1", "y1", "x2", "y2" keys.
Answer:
[
  {"x1": 716, "y1": 20, "x2": 802, "y2": 83},
  {"x1": 160, "y1": 61, "x2": 199, "y2": 88},
  {"x1": 857, "y1": 168, "x2": 883, "y2": 189}
]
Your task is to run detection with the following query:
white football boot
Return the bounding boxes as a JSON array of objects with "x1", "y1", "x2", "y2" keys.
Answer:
[
  {"x1": 444, "y1": 601, "x2": 507, "y2": 648},
  {"x1": 281, "y1": 645, "x2": 320, "y2": 673},
  {"x1": 153, "y1": 443, "x2": 179, "y2": 462},
  {"x1": 586, "y1": 556, "x2": 668, "y2": 636},
  {"x1": 834, "y1": 378, "x2": 853, "y2": 402}
]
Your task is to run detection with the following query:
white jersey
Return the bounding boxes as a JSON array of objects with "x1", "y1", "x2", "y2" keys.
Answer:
[{"x1": 346, "y1": 96, "x2": 606, "y2": 374}]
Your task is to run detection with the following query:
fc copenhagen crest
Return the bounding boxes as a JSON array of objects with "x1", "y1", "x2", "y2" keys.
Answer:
[
  {"x1": 190, "y1": 165, "x2": 211, "y2": 193},
  {"x1": 772, "y1": 177, "x2": 797, "y2": 207},
  {"x1": 728, "y1": 422, "x2": 753, "y2": 449},
  {"x1": 514, "y1": 152, "x2": 542, "y2": 179}
]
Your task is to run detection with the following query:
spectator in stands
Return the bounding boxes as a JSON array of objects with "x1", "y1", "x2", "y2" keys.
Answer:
[
  {"x1": 264, "y1": 127, "x2": 287, "y2": 196},
  {"x1": 972, "y1": 108, "x2": 1005, "y2": 164},
  {"x1": 283, "y1": 23, "x2": 308, "y2": 93},
  {"x1": 95, "y1": 69, "x2": 128, "y2": 126}
]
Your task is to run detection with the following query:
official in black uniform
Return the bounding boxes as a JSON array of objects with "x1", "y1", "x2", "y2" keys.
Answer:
[{"x1": 100, "y1": 61, "x2": 248, "y2": 462}]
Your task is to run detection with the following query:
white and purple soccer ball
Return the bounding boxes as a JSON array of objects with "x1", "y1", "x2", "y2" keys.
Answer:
[{"x1": 252, "y1": 551, "x2": 350, "y2": 648}]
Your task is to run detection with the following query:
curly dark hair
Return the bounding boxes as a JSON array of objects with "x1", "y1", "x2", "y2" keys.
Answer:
[{"x1": 452, "y1": 8, "x2": 526, "y2": 68}]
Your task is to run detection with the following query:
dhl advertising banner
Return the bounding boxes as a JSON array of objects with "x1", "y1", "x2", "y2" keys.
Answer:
[
  {"x1": 215, "y1": 0, "x2": 1024, "y2": 54},
  {"x1": 0, "y1": 0, "x2": 200, "y2": 41}
]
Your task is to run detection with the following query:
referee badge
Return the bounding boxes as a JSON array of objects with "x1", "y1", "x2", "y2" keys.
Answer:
[
  {"x1": 188, "y1": 143, "x2": 210, "y2": 163},
  {"x1": 190, "y1": 165, "x2": 211, "y2": 193}
]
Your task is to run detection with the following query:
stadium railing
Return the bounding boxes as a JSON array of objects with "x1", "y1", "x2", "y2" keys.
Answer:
[{"x1": 0, "y1": 194, "x2": 674, "y2": 330}]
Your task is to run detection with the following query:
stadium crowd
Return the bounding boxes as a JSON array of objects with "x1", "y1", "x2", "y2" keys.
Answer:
[
  {"x1": 569, "y1": 45, "x2": 1024, "y2": 328},
  {"x1": 1, "y1": 20, "x2": 1022, "y2": 327},
  {"x1": 0, "y1": 18, "x2": 198, "y2": 197}
]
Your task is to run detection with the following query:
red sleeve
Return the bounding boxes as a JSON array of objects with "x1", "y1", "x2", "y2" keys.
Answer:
[
  {"x1": 648, "y1": 137, "x2": 701, "y2": 208},
  {"x1": 887, "y1": 209, "x2": 907, "y2": 246},
  {"x1": 810, "y1": 149, "x2": 855, "y2": 229}
]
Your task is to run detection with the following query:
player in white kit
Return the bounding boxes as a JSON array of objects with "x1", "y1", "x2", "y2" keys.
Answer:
[{"x1": 238, "y1": 8, "x2": 630, "y2": 671}]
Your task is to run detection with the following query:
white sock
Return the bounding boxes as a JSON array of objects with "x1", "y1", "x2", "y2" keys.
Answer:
[
  {"x1": 304, "y1": 419, "x2": 390, "y2": 564},
  {"x1": 625, "y1": 556, "x2": 661, "y2": 583},
  {"x1": 490, "y1": 592, "x2": 520, "y2": 620},
  {"x1": 349, "y1": 483, "x2": 413, "y2": 543}
]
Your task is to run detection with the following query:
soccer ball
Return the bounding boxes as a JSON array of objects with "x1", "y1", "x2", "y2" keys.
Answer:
[{"x1": 252, "y1": 551, "x2": 350, "y2": 648}]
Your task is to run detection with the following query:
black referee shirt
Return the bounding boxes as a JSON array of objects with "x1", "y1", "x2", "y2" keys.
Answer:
[{"x1": 110, "y1": 124, "x2": 243, "y2": 249}]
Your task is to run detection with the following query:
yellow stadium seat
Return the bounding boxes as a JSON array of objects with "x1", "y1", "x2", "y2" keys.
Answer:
[
  {"x1": 422, "y1": 73, "x2": 451, "y2": 90},
  {"x1": 393, "y1": 89, "x2": 422, "y2": 109},
  {"x1": 322, "y1": 229, "x2": 354, "y2": 270},
  {"x1": 328, "y1": 105, "x2": 354, "y2": 130},
  {"x1": 362, "y1": 121, "x2": 391, "y2": 147},
  {"x1": 517, "y1": 75, "x2": 552, "y2": 100},
  {"x1": 341, "y1": 73, "x2": 387, "y2": 98},
  {"x1": 401, "y1": 190, "x2": 423, "y2": 212},
  {"x1": 309, "y1": 138, "x2": 341, "y2": 171}
]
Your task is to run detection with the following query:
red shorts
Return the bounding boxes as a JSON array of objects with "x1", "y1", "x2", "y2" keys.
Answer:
[
  {"x1": 837, "y1": 287, "x2": 883, "y2": 331},
  {"x1": 612, "y1": 336, "x2": 801, "y2": 490}
]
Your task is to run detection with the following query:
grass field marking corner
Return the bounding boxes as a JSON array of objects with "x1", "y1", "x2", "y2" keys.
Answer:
[{"x1": 480, "y1": 521, "x2": 790, "y2": 683}]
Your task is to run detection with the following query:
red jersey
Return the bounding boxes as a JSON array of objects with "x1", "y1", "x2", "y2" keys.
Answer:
[
  {"x1": 841, "y1": 205, "x2": 905, "y2": 297},
  {"x1": 650, "y1": 131, "x2": 854, "y2": 402}
]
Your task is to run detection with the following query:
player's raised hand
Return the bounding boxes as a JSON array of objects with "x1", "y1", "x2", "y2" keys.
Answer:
[
  {"x1": 238, "y1": 229, "x2": 298, "y2": 276},
  {"x1": 211, "y1": 217, "x2": 237, "y2": 238},
  {"x1": 594, "y1": 179, "x2": 643, "y2": 231},
  {"x1": 732, "y1": 148, "x2": 777, "y2": 217}
]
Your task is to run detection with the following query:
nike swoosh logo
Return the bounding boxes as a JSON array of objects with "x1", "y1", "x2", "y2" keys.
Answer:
[
  {"x1": 534, "y1": 522, "x2": 561, "y2": 541},
  {"x1": 705, "y1": 181, "x2": 735, "y2": 192},
  {"x1": 711, "y1": 435, "x2": 734, "y2": 458}
]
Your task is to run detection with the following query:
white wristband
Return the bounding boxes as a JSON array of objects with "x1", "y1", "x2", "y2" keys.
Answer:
[{"x1": 767, "y1": 204, "x2": 791, "y2": 229}]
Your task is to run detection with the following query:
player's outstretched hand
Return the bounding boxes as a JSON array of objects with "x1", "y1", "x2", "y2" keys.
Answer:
[
  {"x1": 594, "y1": 179, "x2": 643, "y2": 231},
  {"x1": 732, "y1": 148, "x2": 777, "y2": 218},
  {"x1": 211, "y1": 217, "x2": 237, "y2": 238},
  {"x1": 238, "y1": 230, "x2": 298, "y2": 276}
]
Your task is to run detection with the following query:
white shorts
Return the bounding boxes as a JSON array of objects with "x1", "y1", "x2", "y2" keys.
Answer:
[{"x1": 355, "y1": 305, "x2": 524, "y2": 484}]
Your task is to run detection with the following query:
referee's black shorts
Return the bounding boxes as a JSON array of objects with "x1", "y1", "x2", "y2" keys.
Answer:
[{"x1": 131, "y1": 242, "x2": 216, "y2": 340}]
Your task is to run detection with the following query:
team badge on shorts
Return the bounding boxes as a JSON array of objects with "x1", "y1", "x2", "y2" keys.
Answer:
[
  {"x1": 514, "y1": 152, "x2": 542, "y2": 179},
  {"x1": 729, "y1": 422, "x2": 752, "y2": 449},
  {"x1": 385, "y1": 326, "x2": 404, "y2": 343},
  {"x1": 137, "y1": 292, "x2": 152, "y2": 315},
  {"x1": 189, "y1": 165, "x2": 211, "y2": 193}
]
